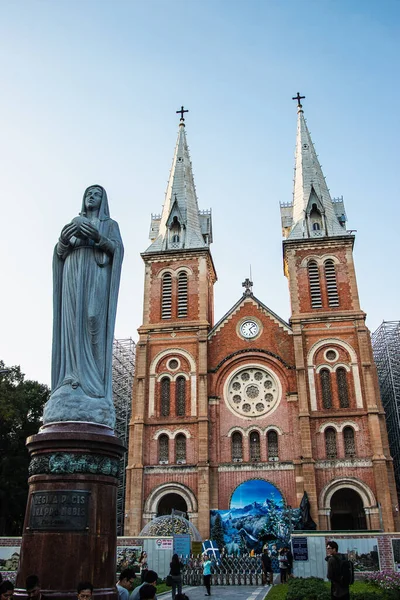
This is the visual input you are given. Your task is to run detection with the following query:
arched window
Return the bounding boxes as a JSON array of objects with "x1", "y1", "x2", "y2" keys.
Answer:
[
  {"x1": 177, "y1": 271, "x2": 188, "y2": 318},
  {"x1": 312, "y1": 222, "x2": 321, "y2": 231},
  {"x1": 325, "y1": 428, "x2": 337, "y2": 459},
  {"x1": 337, "y1": 367, "x2": 349, "y2": 408},
  {"x1": 324, "y1": 260, "x2": 339, "y2": 307},
  {"x1": 158, "y1": 434, "x2": 169, "y2": 463},
  {"x1": 176, "y1": 376, "x2": 186, "y2": 416},
  {"x1": 308, "y1": 261, "x2": 322, "y2": 308},
  {"x1": 267, "y1": 430, "x2": 279, "y2": 461},
  {"x1": 175, "y1": 434, "x2": 186, "y2": 463},
  {"x1": 343, "y1": 427, "x2": 356, "y2": 458},
  {"x1": 161, "y1": 377, "x2": 170, "y2": 416},
  {"x1": 320, "y1": 369, "x2": 333, "y2": 409},
  {"x1": 250, "y1": 431, "x2": 260, "y2": 462},
  {"x1": 231, "y1": 432, "x2": 243, "y2": 462},
  {"x1": 161, "y1": 273, "x2": 172, "y2": 319}
]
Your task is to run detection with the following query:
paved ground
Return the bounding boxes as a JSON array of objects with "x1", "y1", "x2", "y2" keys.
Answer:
[{"x1": 159, "y1": 583, "x2": 274, "y2": 600}]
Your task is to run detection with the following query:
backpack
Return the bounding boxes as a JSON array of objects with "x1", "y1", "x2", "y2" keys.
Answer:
[{"x1": 338, "y1": 556, "x2": 355, "y2": 586}]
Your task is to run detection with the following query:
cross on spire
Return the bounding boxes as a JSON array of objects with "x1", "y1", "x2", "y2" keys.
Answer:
[
  {"x1": 176, "y1": 105, "x2": 189, "y2": 121},
  {"x1": 292, "y1": 92, "x2": 305, "y2": 107},
  {"x1": 242, "y1": 277, "x2": 253, "y2": 296}
]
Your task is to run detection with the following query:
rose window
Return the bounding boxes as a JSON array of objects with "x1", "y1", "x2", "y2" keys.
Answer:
[{"x1": 226, "y1": 366, "x2": 280, "y2": 417}]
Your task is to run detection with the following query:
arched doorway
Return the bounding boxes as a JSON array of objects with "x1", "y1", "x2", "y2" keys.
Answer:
[
  {"x1": 157, "y1": 493, "x2": 188, "y2": 517},
  {"x1": 330, "y1": 488, "x2": 367, "y2": 530}
]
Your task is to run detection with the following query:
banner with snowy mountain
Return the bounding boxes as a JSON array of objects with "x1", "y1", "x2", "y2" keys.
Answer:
[{"x1": 210, "y1": 479, "x2": 301, "y2": 554}]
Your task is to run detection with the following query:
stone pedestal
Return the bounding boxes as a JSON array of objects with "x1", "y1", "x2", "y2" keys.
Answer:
[{"x1": 15, "y1": 422, "x2": 124, "y2": 600}]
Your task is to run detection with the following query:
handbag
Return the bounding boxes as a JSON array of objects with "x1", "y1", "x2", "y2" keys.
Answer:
[{"x1": 166, "y1": 574, "x2": 173, "y2": 586}]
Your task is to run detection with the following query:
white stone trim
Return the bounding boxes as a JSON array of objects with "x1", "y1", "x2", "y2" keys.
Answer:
[
  {"x1": 156, "y1": 372, "x2": 173, "y2": 382},
  {"x1": 316, "y1": 364, "x2": 334, "y2": 373},
  {"x1": 333, "y1": 363, "x2": 351, "y2": 372},
  {"x1": 143, "y1": 482, "x2": 198, "y2": 514},
  {"x1": 307, "y1": 339, "x2": 363, "y2": 410},
  {"x1": 150, "y1": 348, "x2": 196, "y2": 374},
  {"x1": 227, "y1": 427, "x2": 247, "y2": 438},
  {"x1": 218, "y1": 463, "x2": 294, "y2": 472},
  {"x1": 176, "y1": 266, "x2": 193, "y2": 276},
  {"x1": 338, "y1": 420, "x2": 360, "y2": 432},
  {"x1": 318, "y1": 422, "x2": 341, "y2": 433},
  {"x1": 149, "y1": 348, "x2": 197, "y2": 418},
  {"x1": 154, "y1": 429, "x2": 174, "y2": 440},
  {"x1": 172, "y1": 372, "x2": 190, "y2": 382},
  {"x1": 315, "y1": 459, "x2": 372, "y2": 469},
  {"x1": 307, "y1": 338, "x2": 357, "y2": 366},
  {"x1": 300, "y1": 254, "x2": 341, "y2": 268},
  {"x1": 149, "y1": 375, "x2": 156, "y2": 417},
  {"x1": 157, "y1": 267, "x2": 175, "y2": 278},
  {"x1": 266, "y1": 425, "x2": 283, "y2": 435},
  {"x1": 319, "y1": 477, "x2": 376, "y2": 510},
  {"x1": 172, "y1": 428, "x2": 191, "y2": 439}
]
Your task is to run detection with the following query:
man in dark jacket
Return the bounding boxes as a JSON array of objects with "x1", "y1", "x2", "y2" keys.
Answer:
[
  {"x1": 326, "y1": 541, "x2": 350, "y2": 600},
  {"x1": 261, "y1": 548, "x2": 273, "y2": 586}
]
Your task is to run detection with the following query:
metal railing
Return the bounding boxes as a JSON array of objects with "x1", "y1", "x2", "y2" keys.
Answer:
[{"x1": 182, "y1": 555, "x2": 264, "y2": 586}]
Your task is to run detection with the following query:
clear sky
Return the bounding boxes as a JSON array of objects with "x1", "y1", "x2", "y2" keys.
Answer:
[{"x1": 0, "y1": 0, "x2": 399, "y2": 385}]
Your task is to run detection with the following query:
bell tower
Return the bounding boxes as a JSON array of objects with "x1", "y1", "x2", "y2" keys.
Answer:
[
  {"x1": 125, "y1": 109, "x2": 216, "y2": 538},
  {"x1": 280, "y1": 95, "x2": 397, "y2": 531}
]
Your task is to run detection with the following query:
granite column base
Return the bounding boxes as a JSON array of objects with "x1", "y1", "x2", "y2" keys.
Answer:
[{"x1": 15, "y1": 422, "x2": 125, "y2": 600}]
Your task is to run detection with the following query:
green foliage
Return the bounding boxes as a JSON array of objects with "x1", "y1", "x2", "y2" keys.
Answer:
[
  {"x1": 351, "y1": 580, "x2": 400, "y2": 600},
  {"x1": 0, "y1": 360, "x2": 50, "y2": 535},
  {"x1": 286, "y1": 577, "x2": 330, "y2": 600},
  {"x1": 263, "y1": 583, "x2": 288, "y2": 600}
]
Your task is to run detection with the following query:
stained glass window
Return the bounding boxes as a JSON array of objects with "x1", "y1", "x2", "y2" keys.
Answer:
[
  {"x1": 325, "y1": 428, "x2": 337, "y2": 459},
  {"x1": 320, "y1": 369, "x2": 332, "y2": 409},
  {"x1": 344, "y1": 427, "x2": 356, "y2": 458},
  {"x1": 159, "y1": 434, "x2": 169, "y2": 463},
  {"x1": 161, "y1": 377, "x2": 170, "y2": 416},
  {"x1": 267, "y1": 430, "x2": 279, "y2": 460},
  {"x1": 231, "y1": 432, "x2": 243, "y2": 461},
  {"x1": 337, "y1": 367, "x2": 349, "y2": 408},
  {"x1": 175, "y1": 434, "x2": 186, "y2": 462},
  {"x1": 176, "y1": 376, "x2": 186, "y2": 416},
  {"x1": 250, "y1": 431, "x2": 261, "y2": 462}
]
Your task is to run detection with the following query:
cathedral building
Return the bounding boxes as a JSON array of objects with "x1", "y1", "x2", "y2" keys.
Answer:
[{"x1": 124, "y1": 100, "x2": 398, "y2": 540}]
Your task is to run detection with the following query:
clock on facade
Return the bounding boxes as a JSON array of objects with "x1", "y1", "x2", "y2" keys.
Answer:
[{"x1": 240, "y1": 320, "x2": 260, "y2": 339}]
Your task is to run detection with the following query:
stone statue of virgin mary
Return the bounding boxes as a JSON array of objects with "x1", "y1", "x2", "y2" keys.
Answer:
[{"x1": 43, "y1": 185, "x2": 124, "y2": 428}]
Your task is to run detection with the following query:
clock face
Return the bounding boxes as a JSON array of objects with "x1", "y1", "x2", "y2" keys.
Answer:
[{"x1": 240, "y1": 320, "x2": 259, "y2": 339}]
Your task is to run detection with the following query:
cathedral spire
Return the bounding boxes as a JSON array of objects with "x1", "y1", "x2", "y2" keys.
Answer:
[
  {"x1": 145, "y1": 108, "x2": 212, "y2": 253},
  {"x1": 281, "y1": 96, "x2": 348, "y2": 240}
]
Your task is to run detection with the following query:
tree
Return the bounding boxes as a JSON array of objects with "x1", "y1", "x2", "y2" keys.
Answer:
[
  {"x1": 0, "y1": 360, "x2": 50, "y2": 535},
  {"x1": 211, "y1": 512, "x2": 225, "y2": 552}
]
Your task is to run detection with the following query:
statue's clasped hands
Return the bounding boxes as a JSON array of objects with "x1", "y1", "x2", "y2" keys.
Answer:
[{"x1": 60, "y1": 217, "x2": 100, "y2": 244}]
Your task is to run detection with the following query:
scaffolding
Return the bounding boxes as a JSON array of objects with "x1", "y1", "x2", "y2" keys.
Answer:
[
  {"x1": 371, "y1": 321, "x2": 400, "y2": 503},
  {"x1": 113, "y1": 337, "x2": 136, "y2": 535}
]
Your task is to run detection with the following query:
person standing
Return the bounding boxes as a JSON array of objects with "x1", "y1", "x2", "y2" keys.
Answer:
[
  {"x1": 202, "y1": 554, "x2": 212, "y2": 596},
  {"x1": 0, "y1": 581, "x2": 14, "y2": 600},
  {"x1": 261, "y1": 548, "x2": 273, "y2": 586},
  {"x1": 326, "y1": 541, "x2": 350, "y2": 600},
  {"x1": 131, "y1": 571, "x2": 158, "y2": 600},
  {"x1": 77, "y1": 583, "x2": 93, "y2": 600},
  {"x1": 26, "y1": 576, "x2": 46, "y2": 600},
  {"x1": 116, "y1": 569, "x2": 136, "y2": 600},
  {"x1": 139, "y1": 551, "x2": 149, "y2": 583},
  {"x1": 286, "y1": 546, "x2": 294, "y2": 578},
  {"x1": 169, "y1": 554, "x2": 183, "y2": 599},
  {"x1": 278, "y1": 548, "x2": 288, "y2": 584}
]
